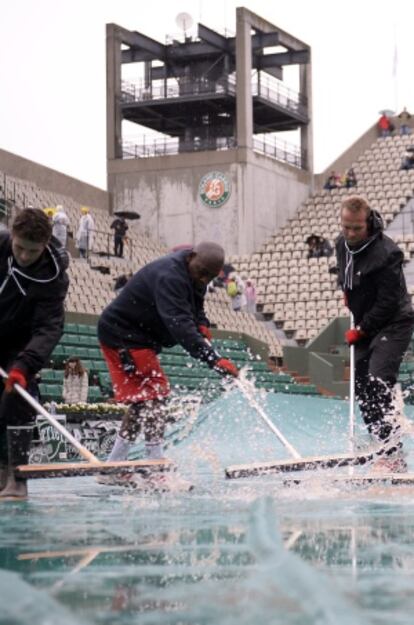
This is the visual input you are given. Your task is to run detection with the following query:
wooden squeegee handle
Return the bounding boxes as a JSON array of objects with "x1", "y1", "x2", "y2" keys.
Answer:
[{"x1": 0, "y1": 367, "x2": 100, "y2": 465}]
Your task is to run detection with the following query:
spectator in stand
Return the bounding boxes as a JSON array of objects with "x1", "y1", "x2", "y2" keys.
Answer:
[
  {"x1": 62, "y1": 357, "x2": 89, "y2": 404},
  {"x1": 400, "y1": 149, "x2": 414, "y2": 171},
  {"x1": 345, "y1": 167, "x2": 357, "y2": 188},
  {"x1": 76, "y1": 207, "x2": 94, "y2": 259},
  {"x1": 378, "y1": 113, "x2": 392, "y2": 138},
  {"x1": 110, "y1": 216, "x2": 129, "y2": 258},
  {"x1": 245, "y1": 279, "x2": 257, "y2": 314},
  {"x1": 323, "y1": 170, "x2": 340, "y2": 190},
  {"x1": 227, "y1": 273, "x2": 246, "y2": 312},
  {"x1": 52, "y1": 205, "x2": 70, "y2": 248},
  {"x1": 114, "y1": 272, "x2": 133, "y2": 295},
  {"x1": 398, "y1": 107, "x2": 412, "y2": 135},
  {"x1": 43, "y1": 208, "x2": 55, "y2": 222},
  {"x1": 306, "y1": 234, "x2": 333, "y2": 259}
]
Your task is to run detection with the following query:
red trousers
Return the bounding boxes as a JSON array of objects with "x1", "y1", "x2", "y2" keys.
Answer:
[{"x1": 100, "y1": 344, "x2": 170, "y2": 403}]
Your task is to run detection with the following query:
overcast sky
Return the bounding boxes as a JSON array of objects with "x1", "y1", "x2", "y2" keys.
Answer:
[{"x1": 0, "y1": 0, "x2": 412, "y2": 190}]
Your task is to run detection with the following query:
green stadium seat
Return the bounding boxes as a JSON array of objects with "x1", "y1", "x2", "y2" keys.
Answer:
[
  {"x1": 159, "y1": 354, "x2": 186, "y2": 366},
  {"x1": 248, "y1": 361, "x2": 269, "y2": 372},
  {"x1": 67, "y1": 347, "x2": 88, "y2": 359},
  {"x1": 215, "y1": 339, "x2": 245, "y2": 350},
  {"x1": 64, "y1": 323, "x2": 79, "y2": 334},
  {"x1": 77, "y1": 335, "x2": 91, "y2": 347},
  {"x1": 86, "y1": 348, "x2": 102, "y2": 360},
  {"x1": 294, "y1": 384, "x2": 319, "y2": 395},
  {"x1": 220, "y1": 349, "x2": 249, "y2": 362},
  {"x1": 77, "y1": 324, "x2": 97, "y2": 336},
  {"x1": 50, "y1": 345, "x2": 72, "y2": 366},
  {"x1": 165, "y1": 345, "x2": 186, "y2": 355},
  {"x1": 40, "y1": 370, "x2": 57, "y2": 384},
  {"x1": 39, "y1": 384, "x2": 62, "y2": 402},
  {"x1": 273, "y1": 373, "x2": 295, "y2": 383},
  {"x1": 61, "y1": 334, "x2": 81, "y2": 347},
  {"x1": 79, "y1": 360, "x2": 93, "y2": 372},
  {"x1": 88, "y1": 386, "x2": 105, "y2": 402},
  {"x1": 177, "y1": 377, "x2": 202, "y2": 390},
  {"x1": 399, "y1": 361, "x2": 414, "y2": 374},
  {"x1": 98, "y1": 373, "x2": 113, "y2": 393},
  {"x1": 90, "y1": 361, "x2": 108, "y2": 373}
]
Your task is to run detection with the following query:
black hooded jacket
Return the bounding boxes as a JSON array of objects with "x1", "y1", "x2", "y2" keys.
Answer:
[
  {"x1": 0, "y1": 232, "x2": 69, "y2": 374},
  {"x1": 98, "y1": 249, "x2": 220, "y2": 366},
  {"x1": 336, "y1": 212, "x2": 414, "y2": 336}
]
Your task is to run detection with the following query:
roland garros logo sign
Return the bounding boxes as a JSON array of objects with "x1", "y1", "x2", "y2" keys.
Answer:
[{"x1": 199, "y1": 171, "x2": 231, "y2": 208}]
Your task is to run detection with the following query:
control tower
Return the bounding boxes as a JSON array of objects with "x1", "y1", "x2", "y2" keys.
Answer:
[{"x1": 107, "y1": 7, "x2": 313, "y2": 254}]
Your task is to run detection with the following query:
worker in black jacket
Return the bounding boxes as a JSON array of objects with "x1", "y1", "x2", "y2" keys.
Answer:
[
  {"x1": 336, "y1": 195, "x2": 414, "y2": 472},
  {"x1": 97, "y1": 242, "x2": 238, "y2": 487},
  {"x1": 0, "y1": 208, "x2": 69, "y2": 499}
]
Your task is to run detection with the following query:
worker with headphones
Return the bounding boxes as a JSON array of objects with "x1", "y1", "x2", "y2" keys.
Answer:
[{"x1": 336, "y1": 195, "x2": 414, "y2": 472}]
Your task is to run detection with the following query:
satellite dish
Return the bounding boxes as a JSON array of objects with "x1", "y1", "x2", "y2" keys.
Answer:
[{"x1": 175, "y1": 12, "x2": 193, "y2": 35}]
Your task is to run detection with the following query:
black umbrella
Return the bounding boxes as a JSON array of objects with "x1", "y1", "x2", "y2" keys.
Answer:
[{"x1": 113, "y1": 210, "x2": 141, "y2": 220}]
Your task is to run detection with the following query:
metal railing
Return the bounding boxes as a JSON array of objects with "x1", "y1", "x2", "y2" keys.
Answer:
[
  {"x1": 0, "y1": 173, "x2": 17, "y2": 226},
  {"x1": 253, "y1": 135, "x2": 306, "y2": 169},
  {"x1": 123, "y1": 133, "x2": 304, "y2": 169},
  {"x1": 123, "y1": 135, "x2": 236, "y2": 159},
  {"x1": 122, "y1": 76, "x2": 232, "y2": 103},
  {"x1": 121, "y1": 72, "x2": 306, "y2": 118},
  {"x1": 252, "y1": 73, "x2": 307, "y2": 119},
  {"x1": 81, "y1": 229, "x2": 135, "y2": 263}
]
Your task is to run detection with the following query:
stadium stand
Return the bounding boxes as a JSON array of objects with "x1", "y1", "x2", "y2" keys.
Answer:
[
  {"x1": 228, "y1": 133, "x2": 414, "y2": 343},
  {"x1": 40, "y1": 323, "x2": 318, "y2": 403},
  {"x1": 4, "y1": 132, "x2": 414, "y2": 401},
  {"x1": 0, "y1": 168, "x2": 284, "y2": 361}
]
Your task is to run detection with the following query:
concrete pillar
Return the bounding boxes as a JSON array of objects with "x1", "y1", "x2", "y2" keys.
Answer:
[
  {"x1": 236, "y1": 8, "x2": 253, "y2": 150},
  {"x1": 300, "y1": 62, "x2": 314, "y2": 180},
  {"x1": 106, "y1": 24, "x2": 122, "y2": 162}
]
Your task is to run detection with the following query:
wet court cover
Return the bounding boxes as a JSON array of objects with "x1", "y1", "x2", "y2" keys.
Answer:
[{"x1": 1, "y1": 391, "x2": 414, "y2": 625}]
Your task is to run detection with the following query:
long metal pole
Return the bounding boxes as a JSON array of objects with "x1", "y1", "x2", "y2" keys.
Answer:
[
  {"x1": 349, "y1": 315, "x2": 356, "y2": 452},
  {"x1": 234, "y1": 378, "x2": 302, "y2": 459}
]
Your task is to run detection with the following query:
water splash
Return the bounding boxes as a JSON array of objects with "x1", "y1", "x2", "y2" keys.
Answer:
[
  {"x1": 245, "y1": 497, "x2": 365, "y2": 624},
  {"x1": 0, "y1": 569, "x2": 92, "y2": 625}
]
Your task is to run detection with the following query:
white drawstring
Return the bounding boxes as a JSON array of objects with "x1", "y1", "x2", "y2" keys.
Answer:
[
  {"x1": 344, "y1": 237, "x2": 376, "y2": 290},
  {"x1": 0, "y1": 245, "x2": 61, "y2": 298}
]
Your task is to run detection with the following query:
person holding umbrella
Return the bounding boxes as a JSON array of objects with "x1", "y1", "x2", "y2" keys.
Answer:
[
  {"x1": 110, "y1": 210, "x2": 140, "y2": 258},
  {"x1": 110, "y1": 216, "x2": 129, "y2": 258},
  {"x1": 336, "y1": 195, "x2": 414, "y2": 472}
]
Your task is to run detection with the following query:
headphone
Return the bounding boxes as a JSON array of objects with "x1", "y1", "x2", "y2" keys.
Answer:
[{"x1": 366, "y1": 208, "x2": 383, "y2": 234}]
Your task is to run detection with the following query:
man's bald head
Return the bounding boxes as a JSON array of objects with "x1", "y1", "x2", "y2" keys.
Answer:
[{"x1": 187, "y1": 241, "x2": 225, "y2": 285}]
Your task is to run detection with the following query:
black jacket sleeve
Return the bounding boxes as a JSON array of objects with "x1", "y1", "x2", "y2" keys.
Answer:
[
  {"x1": 154, "y1": 274, "x2": 219, "y2": 365},
  {"x1": 359, "y1": 249, "x2": 405, "y2": 335},
  {"x1": 12, "y1": 278, "x2": 68, "y2": 375}
]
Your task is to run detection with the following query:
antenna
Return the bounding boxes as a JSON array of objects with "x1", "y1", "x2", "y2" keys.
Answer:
[{"x1": 175, "y1": 12, "x2": 194, "y2": 37}]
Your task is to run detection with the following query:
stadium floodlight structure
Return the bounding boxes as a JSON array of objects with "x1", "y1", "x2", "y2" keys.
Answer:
[{"x1": 106, "y1": 7, "x2": 314, "y2": 255}]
